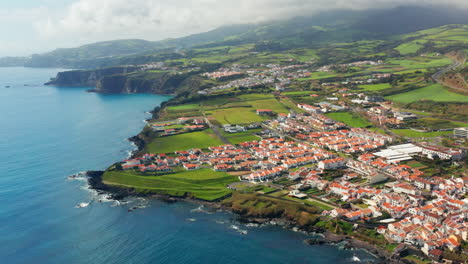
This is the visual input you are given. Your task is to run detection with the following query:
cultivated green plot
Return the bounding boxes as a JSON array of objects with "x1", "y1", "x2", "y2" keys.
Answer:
[
  {"x1": 387, "y1": 57, "x2": 452, "y2": 70},
  {"x1": 395, "y1": 42, "x2": 423, "y2": 55},
  {"x1": 167, "y1": 103, "x2": 200, "y2": 111},
  {"x1": 103, "y1": 169, "x2": 239, "y2": 201},
  {"x1": 325, "y1": 112, "x2": 372, "y2": 128},
  {"x1": 207, "y1": 107, "x2": 265, "y2": 125},
  {"x1": 299, "y1": 71, "x2": 338, "y2": 80},
  {"x1": 358, "y1": 83, "x2": 391, "y2": 91},
  {"x1": 249, "y1": 99, "x2": 289, "y2": 114},
  {"x1": 391, "y1": 129, "x2": 452, "y2": 138},
  {"x1": 387, "y1": 84, "x2": 468, "y2": 103},
  {"x1": 283, "y1": 91, "x2": 315, "y2": 95},
  {"x1": 145, "y1": 129, "x2": 224, "y2": 154},
  {"x1": 222, "y1": 129, "x2": 262, "y2": 144}
]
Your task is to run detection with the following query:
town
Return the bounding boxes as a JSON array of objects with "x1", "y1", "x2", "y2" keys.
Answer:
[
  {"x1": 102, "y1": 27, "x2": 468, "y2": 263},
  {"x1": 116, "y1": 101, "x2": 466, "y2": 262}
]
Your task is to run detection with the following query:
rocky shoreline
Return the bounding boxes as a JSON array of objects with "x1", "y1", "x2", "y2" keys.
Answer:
[
  {"x1": 85, "y1": 169, "x2": 408, "y2": 263},
  {"x1": 83, "y1": 103, "x2": 406, "y2": 263}
]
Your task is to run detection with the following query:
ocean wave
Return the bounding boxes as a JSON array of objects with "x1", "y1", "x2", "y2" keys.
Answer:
[
  {"x1": 190, "y1": 205, "x2": 213, "y2": 214},
  {"x1": 67, "y1": 171, "x2": 88, "y2": 180}
]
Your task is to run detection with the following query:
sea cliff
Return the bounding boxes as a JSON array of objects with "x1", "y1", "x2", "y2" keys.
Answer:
[
  {"x1": 46, "y1": 67, "x2": 205, "y2": 95},
  {"x1": 45, "y1": 66, "x2": 141, "y2": 87},
  {"x1": 94, "y1": 71, "x2": 205, "y2": 95}
]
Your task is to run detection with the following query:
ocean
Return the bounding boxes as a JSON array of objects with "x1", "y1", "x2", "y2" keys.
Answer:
[{"x1": 0, "y1": 67, "x2": 377, "y2": 264}]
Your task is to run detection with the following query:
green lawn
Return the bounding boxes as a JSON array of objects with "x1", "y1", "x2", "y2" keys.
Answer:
[
  {"x1": 391, "y1": 129, "x2": 452, "y2": 138},
  {"x1": 145, "y1": 129, "x2": 224, "y2": 154},
  {"x1": 358, "y1": 83, "x2": 391, "y2": 91},
  {"x1": 325, "y1": 112, "x2": 372, "y2": 128},
  {"x1": 103, "y1": 169, "x2": 239, "y2": 201},
  {"x1": 387, "y1": 84, "x2": 468, "y2": 103}
]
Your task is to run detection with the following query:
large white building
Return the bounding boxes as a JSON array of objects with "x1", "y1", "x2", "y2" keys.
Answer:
[{"x1": 419, "y1": 144, "x2": 465, "y2": 161}]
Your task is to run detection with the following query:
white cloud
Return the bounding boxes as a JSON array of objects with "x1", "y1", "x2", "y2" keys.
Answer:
[
  {"x1": 36, "y1": 0, "x2": 468, "y2": 43},
  {"x1": 2, "y1": 0, "x2": 467, "y2": 56}
]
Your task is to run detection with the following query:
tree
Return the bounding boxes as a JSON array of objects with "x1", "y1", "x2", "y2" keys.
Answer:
[{"x1": 115, "y1": 163, "x2": 123, "y2": 171}]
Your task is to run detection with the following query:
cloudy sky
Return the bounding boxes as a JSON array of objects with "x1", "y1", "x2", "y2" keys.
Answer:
[{"x1": 0, "y1": 0, "x2": 466, "y2": 57}]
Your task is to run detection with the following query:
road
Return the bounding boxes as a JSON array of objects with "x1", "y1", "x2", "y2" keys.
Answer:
[{"x1": 202, "y1": 116, "x2": 231, "y2": 144}]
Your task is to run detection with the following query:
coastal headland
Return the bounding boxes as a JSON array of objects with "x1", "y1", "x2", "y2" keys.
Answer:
[{"x1": 49, "y1": 24, "x2": 468, "y2": 264}]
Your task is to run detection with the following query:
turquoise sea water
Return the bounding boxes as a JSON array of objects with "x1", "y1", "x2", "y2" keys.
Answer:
[{"x1": 0, "y1": 67, "x2": 377, "y2": 264}]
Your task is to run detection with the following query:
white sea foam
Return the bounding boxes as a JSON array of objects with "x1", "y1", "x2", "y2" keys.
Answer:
[{"x1": 75, "y1": 202, "x2": 90, "y2": 208}]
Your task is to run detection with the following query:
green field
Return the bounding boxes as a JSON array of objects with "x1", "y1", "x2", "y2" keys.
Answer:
[
  {"x1": 167, "y1": 103, "x2": 200, "y2": 111},
  {"x1": 145, "y1": 129, "x2": 224, "y2": 153},
  {"x1": 248, "y1": 99, "x2": 289, "y2": 113},
  {"x1": 387, "y1": 84, "x2": 468, "y2": 103},
  {"x1": 358, "y1": 83, "x2": 391, "y2": 91},
  {"x1": 283, "y1": 91, "x2": 315, "y2": 96},
  {"x1": 206, "y1": 107, "x2": 265, "y2": 125},
  {"x1": 204, "y1": 94, "x2": 288, "y2": 125},
  {"x1": 223, "y1": 129, "x2": 261, "y2": 144},
  {"x1": 103, "y1": 169, "x2": 239, "y2": 201},
  {"x1": 326, "y1": 112, "x2": 372, "y2": 128},
  {"x1": 391, "y1": 129, "x2": 452, "y2": 138},
  {"x1": 395, "y1": 42, "x2": 423, "y2": 55},
  {"x1": 299, "y1": 71, "x2": 338, "y2": 80},
  {"x1": 238, "y1": 93, "x2": 275, "y2": 100},
  {"x1": 387, "y1": 57, "x2": 452, "y2": 70}
]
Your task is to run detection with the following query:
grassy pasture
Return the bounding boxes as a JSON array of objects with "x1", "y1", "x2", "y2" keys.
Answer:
[
  {"x1": 325, "y1": 112, "x2": 372, "y2": 128},
  {"x1": 358, "y1": 83, "x2": 391, "y2": 91},
  {"x1": 166, "y1": 104, "x2": 200, "y2": 111},
  {"x1": 145, "y1": 129, "x2": 223, "y2": 154},
  {"x1": 395, "y1": 42, "x2": 423, "y2": 55},
  {"x1": 206, "y1": 107, "x2": 264, "y2": 125},
  {"x1": 222, "y1": 129, "x2": 261, "y2": 144},
  {"x1": 387, "y1": 84, "x2": 468, "y2": 103},
  {"x1": 387, "y1": 57, "x2": 452, "y2": 70},
  {"x1": 391, "y1": 129, "x2": 452, "y2": 138},
  {"x1": 103, "y1": 169, "x2": 238, "y2": 201}
]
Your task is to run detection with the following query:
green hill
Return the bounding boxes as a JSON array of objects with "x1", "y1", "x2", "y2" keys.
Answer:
[{"x1": 2, "y1": 5, "x2": 467, "y2": 69}]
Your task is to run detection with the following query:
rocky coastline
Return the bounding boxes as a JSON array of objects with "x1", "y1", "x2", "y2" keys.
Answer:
[
  {"x1": 86, "y1": 168, "x2": 408, "y2": 263},
  {"x1": 83, "y1": 99, "x2": 406, "y2": 264}
]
